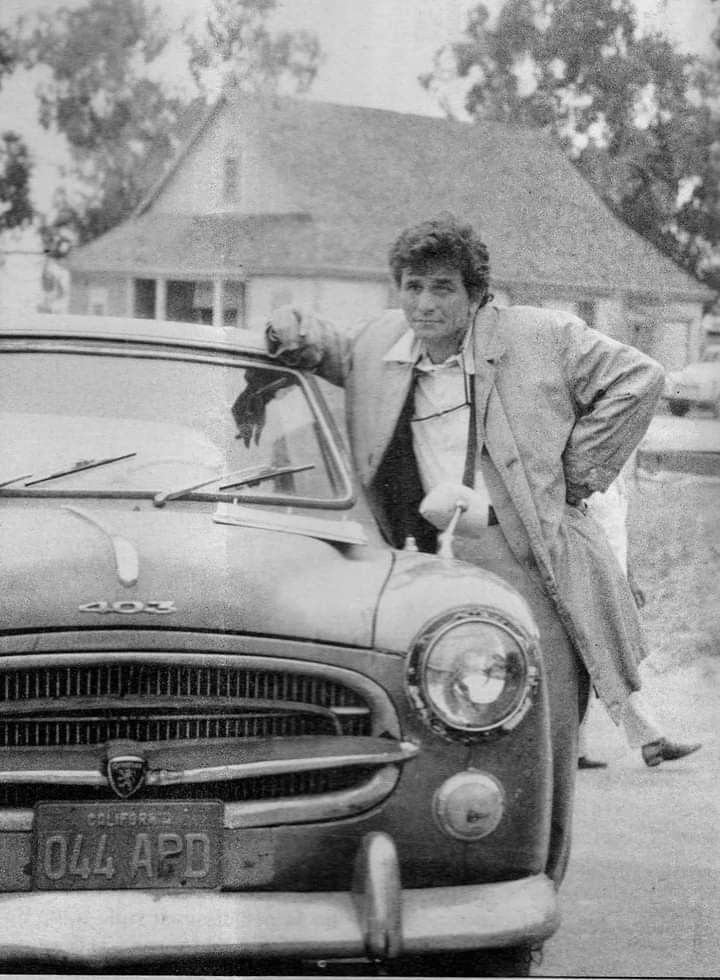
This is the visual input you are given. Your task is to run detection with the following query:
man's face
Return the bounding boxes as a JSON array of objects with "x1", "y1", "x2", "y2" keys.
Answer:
[{"x1": 399, "y1": 262, "x2": 474, "y2": 355}]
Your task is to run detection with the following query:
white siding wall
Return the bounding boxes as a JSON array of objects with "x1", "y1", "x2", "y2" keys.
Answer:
[
  {"x1": 627, "y1": 300, "x2": 703, "y2": 370},
  {"x1": 648, "y1": 321, "x2": 690, "y2": 370},
  {"x1": 246, "y1": 276, "x2": 390, "y2": 332},
  {"x1": 595, "y1": 297, "x2": 628, "y2": 342},
  {"x1": 0, "y1": 252, "x2": 46, "y2": 317},
  {"x1": 70, "y1": 273, "x2": 131, "y2": 316},
  {"x1": 539, "y1": 297, "x2": 578, "y2": 314},
  {"x1": 491, "y1": 289, "x2": 511, "y2": 307},
  {"x1": 0, "y1": 227, "x2": 69, "y2": 316}
]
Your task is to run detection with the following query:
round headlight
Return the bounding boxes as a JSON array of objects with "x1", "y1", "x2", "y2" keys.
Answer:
[{"x1": 407, "y1": 610, "x2": 537, "y2": 737}]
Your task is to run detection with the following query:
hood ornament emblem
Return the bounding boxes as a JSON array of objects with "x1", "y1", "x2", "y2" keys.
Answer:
[
  {"x1": 107, "y1": 753, "x2": 146, "y2": 799},
  {"x1": 63, "y1": 506, "x2": 140, "y2": 587}
]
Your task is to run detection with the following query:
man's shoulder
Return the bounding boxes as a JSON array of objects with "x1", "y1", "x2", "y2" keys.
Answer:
[
  {"x1": 497, "y1": 304, "x2": 585, "y2": 331},
  {"x1": 492, "y1": 305, "x2": 585, "y2": 355}
]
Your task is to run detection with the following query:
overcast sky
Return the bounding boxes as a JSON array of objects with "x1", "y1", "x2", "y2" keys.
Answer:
[{"x1": 0, "y1": 0, "x2": 716, "y2": 213}]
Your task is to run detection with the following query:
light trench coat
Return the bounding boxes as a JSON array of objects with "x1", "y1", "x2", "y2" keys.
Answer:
[{"x1": 287, "y1": 303, "x2": 664, "y2": 724}]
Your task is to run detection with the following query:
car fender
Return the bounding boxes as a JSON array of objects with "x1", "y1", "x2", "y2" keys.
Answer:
[{"x1": 374, "y1": 550, "x2": 539, "y2": 654}]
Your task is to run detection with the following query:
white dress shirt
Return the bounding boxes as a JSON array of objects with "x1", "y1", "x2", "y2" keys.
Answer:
[{"x1": 383, "y1": 327, "x2": 494, "y2": 524}]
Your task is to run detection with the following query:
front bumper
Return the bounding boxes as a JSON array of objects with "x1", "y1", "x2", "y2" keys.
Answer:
[{"x1": 0, "y1": 834, "x2": 559, "y2": 968}]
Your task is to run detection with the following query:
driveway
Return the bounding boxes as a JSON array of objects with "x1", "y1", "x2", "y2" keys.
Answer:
[
  {"x1": 638, "y1": 414, "x2": 720, "y2": 477},
  {"x1": 538, "y1": 655, "x2": 719, "y2": 978}
]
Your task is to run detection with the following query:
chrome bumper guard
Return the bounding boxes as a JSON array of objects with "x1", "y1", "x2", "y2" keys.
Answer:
[{"x1": 0, "y1": 833, "x2": 559, "y2": 967}]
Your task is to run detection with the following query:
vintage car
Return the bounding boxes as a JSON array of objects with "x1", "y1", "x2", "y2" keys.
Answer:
[
  {"x1": 663, "y1": 357, "x2": 720, "y2": 416},
  {"x1": 0, "y1": 313, "x2": 561, "y2": 974}
]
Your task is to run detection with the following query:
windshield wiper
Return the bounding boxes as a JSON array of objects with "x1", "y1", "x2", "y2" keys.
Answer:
[
  {"x1": 0, "y1": 473, "x2": 33, "y2": 489},
  {"x1": 23, "y1": 453, "x2": 137, "y2": 487},
  {"x1": 153, "y1": 462, "x2": 316, "y2": 508}
]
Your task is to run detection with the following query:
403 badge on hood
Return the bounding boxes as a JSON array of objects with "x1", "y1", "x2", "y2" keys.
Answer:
[{"x1": 78, "y1": 600, "x2": 177, "y2": 615}]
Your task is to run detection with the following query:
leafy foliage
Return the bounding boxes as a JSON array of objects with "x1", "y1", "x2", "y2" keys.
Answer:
[
  {"x1": 13, "y1": 0, "x2": 321, "y2": 251},
  {"x1": 0, "y1": 27, "x2": 18, "y2": 85},
  {"x1": 424, "y1": 0, "x2": 720, "y2": 293},
  {"x1": 0, "y1": 131, "x2": 33, "y2": 231},
  {"x1": 187, "y1": 0, "x2": 321, "y2": 97},
  {"x1": 18, "y1": 0, "x2": 185, "y2": 250},
  {"x1": 0, "y1": 27, "x2": 33, "y2": 233}
]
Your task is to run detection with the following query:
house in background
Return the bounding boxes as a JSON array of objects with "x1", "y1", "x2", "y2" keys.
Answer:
[{"x1": 69, "y1": 94, "x2": 711, "y2": 371}]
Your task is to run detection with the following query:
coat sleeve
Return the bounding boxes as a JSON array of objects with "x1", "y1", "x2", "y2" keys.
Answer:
[
  {"x1": 559, "y1": 317, "x2": 664, "y2": 499},
  {"x1": 265, "y1": 306, "x2": 353, "y2": 387}
]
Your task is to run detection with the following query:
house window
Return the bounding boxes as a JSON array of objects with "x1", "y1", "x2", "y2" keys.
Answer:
[
  {"x1": 223, "y1": 155, "x2": 241, "y2": 204},
  {"x1": 163, "y1": 279, "x2": 246, "y2": 326},
  {"x1": 133, "y1": 279, "x2": 156, "y2": 319},
  {"x1": 88, "y1": 286, "x2": 108, "y2": 316},
  {"x1": 166, "y1": 280, "x2": 197, "y2": 323},
  {"x1": 577, "y1": 300, "x2": 596, "y2": 327}
]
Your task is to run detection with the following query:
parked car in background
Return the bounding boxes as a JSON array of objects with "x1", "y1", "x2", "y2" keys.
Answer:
[
  {"x1": 663, "y1": 356, "x2": 720, "y2": 416},
  {"x1": 0, "y1": 313, "x2": 562, "y2": 975}
]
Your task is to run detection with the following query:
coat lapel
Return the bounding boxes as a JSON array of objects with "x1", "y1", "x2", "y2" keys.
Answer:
[
  {"x1": 356, "y1": 359, "x2": 414, "y2": 485},
  {"x1": 375, "y1": 360, "x2": 415, "y2": 454}
]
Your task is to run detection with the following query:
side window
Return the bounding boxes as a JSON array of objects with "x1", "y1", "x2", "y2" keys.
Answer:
[{"x1": 223, "y1": 155, "x2": 241, "y2": 205}]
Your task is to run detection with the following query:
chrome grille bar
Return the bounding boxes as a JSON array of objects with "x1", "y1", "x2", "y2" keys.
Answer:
[{"x1": 0, "y1": 740, "x2": 418, "y2": 787}]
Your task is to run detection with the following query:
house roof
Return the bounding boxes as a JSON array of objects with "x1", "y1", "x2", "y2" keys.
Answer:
[{"x1": 70, "y1": 96, "x2": 709, "y2": 302}]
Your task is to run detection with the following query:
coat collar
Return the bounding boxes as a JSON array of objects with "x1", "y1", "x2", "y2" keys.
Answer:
[
  {"x1": 382, "y1": 322, "x2": 476, "y2": 373},
  {"x1": 472, "y1": 304, "x2": 505, "y2": 363}
]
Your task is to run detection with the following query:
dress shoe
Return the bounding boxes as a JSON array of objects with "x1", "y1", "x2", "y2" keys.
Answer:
[
  {"x1": 578, "y1": 755, "x2": 608, "y2": 769},
  {"x1": 641, "y1": 738, "x2": 702, "y2": 767}
]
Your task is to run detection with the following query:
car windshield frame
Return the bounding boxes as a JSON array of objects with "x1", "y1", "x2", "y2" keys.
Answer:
[{"x1": 0, "y1": 337, "x2": 356, "y2": 511}]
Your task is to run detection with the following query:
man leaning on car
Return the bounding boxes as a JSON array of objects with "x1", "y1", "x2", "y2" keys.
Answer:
[{"x1": 263, "y1": 213, "x2": 665, "y2": 885}]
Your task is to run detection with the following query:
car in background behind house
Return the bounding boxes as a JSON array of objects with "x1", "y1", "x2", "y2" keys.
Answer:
[{"x1": 663, "y1": 356, "x2": 720, "y2": 416}]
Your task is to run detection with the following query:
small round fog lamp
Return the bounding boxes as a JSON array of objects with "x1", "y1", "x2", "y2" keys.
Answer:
[{"x1": 433, "y1": 771, "x2": 504, "y2": 841}]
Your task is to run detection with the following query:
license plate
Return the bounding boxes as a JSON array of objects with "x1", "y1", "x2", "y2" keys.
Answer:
[{"x1": 33, "y1": 801, "x2": 223, "y2": 890}]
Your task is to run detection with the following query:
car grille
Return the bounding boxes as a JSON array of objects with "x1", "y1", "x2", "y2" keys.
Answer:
[
  {"x1": 0, "y1": 661, "x2": 372, "y2": 747},
  {"x1": 0, "y1": 766, "x2": 374, "y2": 808}
]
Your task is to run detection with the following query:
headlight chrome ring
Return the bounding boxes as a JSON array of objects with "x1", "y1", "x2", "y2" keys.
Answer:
[{"x1": 405, "y1": 607, "x2": 540, "y2": 741}]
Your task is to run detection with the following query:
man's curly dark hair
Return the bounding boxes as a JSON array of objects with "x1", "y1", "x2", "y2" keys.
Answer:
[{"x1": 388, "y1": 214, "x2": 492, "y2": 306}]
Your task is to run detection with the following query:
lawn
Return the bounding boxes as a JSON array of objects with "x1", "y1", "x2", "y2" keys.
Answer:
[{"x1": 629, "y1": 469, "x2": 720, "y2": 670}]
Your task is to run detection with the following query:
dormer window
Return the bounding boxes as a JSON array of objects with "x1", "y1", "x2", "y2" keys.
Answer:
[{"x1": 223, "y1": 154, "x2": 241, "y2": 205}]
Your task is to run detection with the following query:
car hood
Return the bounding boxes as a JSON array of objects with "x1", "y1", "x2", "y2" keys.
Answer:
[{"x1": 0, "y1": 500, "x2": 392, "y2": 647}]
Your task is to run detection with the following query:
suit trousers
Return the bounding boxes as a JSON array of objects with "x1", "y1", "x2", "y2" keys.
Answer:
[{"x1": 454, "y1": 525, "x2": 589, "y2": 886}]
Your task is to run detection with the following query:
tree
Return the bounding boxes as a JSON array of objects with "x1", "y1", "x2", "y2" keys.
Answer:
[
  {"x1": 18, "y1": 0, "x2": 185, "y2": 250},
  {"x1": 187, "y1": 0, "x2": 322, "y2": 97},
  {"x1": 423, "y1": 0, "x2": 720, "y2": 293},
  {"x1": 0, "y1": 132, "x2": 32, "y2": 231},
  {"x1": 16, "y1": 0, "x2": 322, "y2": 250},
  {"x1": 0, "y1": 27, "x2": 33, "y2": 232}
]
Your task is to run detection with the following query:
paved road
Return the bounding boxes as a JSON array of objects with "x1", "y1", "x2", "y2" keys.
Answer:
[{"x1": 537, "y1": 655, "x2": 720, "y2": 978}]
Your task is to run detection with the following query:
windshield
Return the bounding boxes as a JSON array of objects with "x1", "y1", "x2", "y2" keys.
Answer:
[{"x1": 0, "y1": 347, "x2": 350, "y2": 506}]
